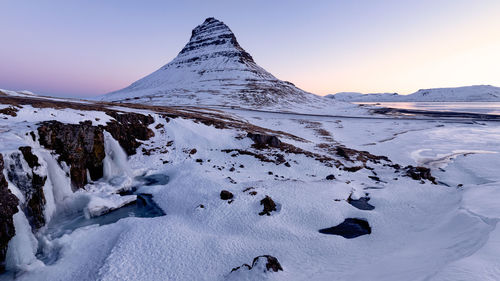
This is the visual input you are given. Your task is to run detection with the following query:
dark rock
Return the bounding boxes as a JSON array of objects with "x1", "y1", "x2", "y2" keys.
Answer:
[
  {"x1": 335, "y1": 146, "x2": 390, "y2": 164},
  {"x1": 319, "y1": 218, "x2": 371, "y2": 238},
  {"x1": 19, "y1": 146, "x2": 40, "y2": 169},
  {"x1": 6, "y1": 152, "x2": 47, "y2": 230},
  {"x1": 347, "y1": 195, "x2": 375, "y2": 211},
  {"x1": 180, "y1": 17, "x2": 255, "y2": 65},
  {"x1": 189, "y1": 149, "x2": 197, "y2": 155},
  {"x1": 284, "y1": 162, "x2": 291, "y2": 167},
  {"x1": 38, "y1": 121, "x2": 105, "y2": 190},
  {"x1": 325, "y1": 174, "x2": 336, "y2": 180},
  {"x1": 196, "y1": 159, "x2": 203, "y2": 163},
  {"x1": 27, "y1": 174, "x2": 46, "y2": 229},
  {"x1": 247, "y1": 133, "x2": 281, "y2": 148},
  {"x1": 230, "y1": 255, "x2": 283, "y2": 274},
  {"x1": 0, "y1": 106, "x2": 18, "y2": 117},
  {"x1": 0, "y1": 154, "x2": 20, "y2": 272},
  {"x1": 336, "y1": 146, "x2": 349, "y2": 159},
  {"x1": 343, "y1": 166, "x2": 363, "y2": 172},
  {"x1": 404, "y1": 166, "x2": 437, "y2": 184},
  {"x1": 249, "y1": 191, "x2": 257, "y2": 196},
  {"x1": 104, "y1": 112, "x2": 155, "y2": 156},
  {"x1": 275, "y1": 154, "x2": 286, "y2": 164},
  {"x1": 220, "y1": 190, "x2": 234, "y2": 200},
  {"x1": 259, "y1": 196, "x2": 277, "y2": 216}
]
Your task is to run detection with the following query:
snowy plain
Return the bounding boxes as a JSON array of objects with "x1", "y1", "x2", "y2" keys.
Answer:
[{"x1": 1, "y1": 92, "x2": 500, "y2": 280}]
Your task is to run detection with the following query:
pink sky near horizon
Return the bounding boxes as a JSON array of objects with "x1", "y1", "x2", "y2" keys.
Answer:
[{"x1": 0, "y1": 0, "x2": 499, "y2": 98}]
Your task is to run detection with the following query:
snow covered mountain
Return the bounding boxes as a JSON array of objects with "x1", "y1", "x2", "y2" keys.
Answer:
[
  {"x1": 328, "y1": 85, "x2": 500, "y2": 102},
  {"x1": 326, "y1": 92, "x2": 399, "y2": 102},
  {"x1": 99, "y1": 18, "x2": 337, "y2": 112}
]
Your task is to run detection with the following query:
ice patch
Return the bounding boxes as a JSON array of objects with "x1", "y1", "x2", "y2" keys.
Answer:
[
  {"x1": 84, "y1": 194, "x2": 137, "y2": 218},
  {"x1": 5, "y1": 209, "x2": 43, "y2": 272},
  {"x1": 411, "y1": 149, "x2": 497, "y2": 168},
  {"x1": 103, "y1": 131, "x2": 132, "y2": 181}
]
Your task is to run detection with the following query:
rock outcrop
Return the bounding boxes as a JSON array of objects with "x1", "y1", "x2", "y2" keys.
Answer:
[
  {"x1": 0, "y1": 106, "x2": 18, "y2": 117},
  {"x1": 230, "y1": 255, "x2": 283, "y2": 276},
  {"x1": 104, "y1": 112, "x2": 155, "y2": 156},
  {"x1": 0, "y1": 154, "x2": 20, "y2": 272},
  {"x1": 37, "y1": 112, "x2": 155, "y2": 189},
  {"x1": 220, "y1": 190, "x2": 234, "y2": 200},
  {"x1": 247, "y1": 133, "x2": 281, "y2": 148},
  {"x1": 38, "y1": 121, "x2": 106, "y2": 190},
  {"x1": 404, "y1": 166, "x2": 437, "y2": 184},
  {"x1": 6, "y1": 149, "x2": 47, "y2": 230},
  {"x1": 259, "y1": 196, "x2": 277, "y2": 216}
]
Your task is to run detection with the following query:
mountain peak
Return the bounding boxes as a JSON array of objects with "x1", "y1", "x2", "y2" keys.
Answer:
[
  {"x1": 177, "y1": 17, "x2": 254, "y2": 63},
  {"x1": 100, "y1": 18, "x2": 332, "y2": 111}
]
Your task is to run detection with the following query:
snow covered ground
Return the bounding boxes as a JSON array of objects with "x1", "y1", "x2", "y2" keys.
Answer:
[{"x1": 0, "y1": 93, "x2": 499, "y2": 280}]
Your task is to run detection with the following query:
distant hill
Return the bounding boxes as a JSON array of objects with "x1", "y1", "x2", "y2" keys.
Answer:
[
  {"x1": 327, "y1": 85, "x2": 500, "y2": 102},
  {"x1": 326, "y1": 92, "x2": 399, "y2": 102}
]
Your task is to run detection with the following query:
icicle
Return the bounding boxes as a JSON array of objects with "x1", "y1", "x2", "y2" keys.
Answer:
[
  {"x1": 103, "y1": 131, "x2": 132, "y2": 180},
  {"x1": 5, "y1": 208, "x2": 43, "y2": 272},
  {"x1": 41, "y1": 151, "x2": 73, "y2": 205}
]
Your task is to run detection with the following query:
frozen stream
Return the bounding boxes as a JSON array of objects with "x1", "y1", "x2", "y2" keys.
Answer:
[{"x1": 36, "y1": 174, "x2": 167, "y2": 265}]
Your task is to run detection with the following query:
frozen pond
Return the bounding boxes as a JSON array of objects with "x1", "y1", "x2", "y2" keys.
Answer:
[{"x1": 356, "y1": 102, "x2": 500, "y2": 115}]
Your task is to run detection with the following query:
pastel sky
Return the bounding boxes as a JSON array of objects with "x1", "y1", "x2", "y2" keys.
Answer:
[{"x1": 1, "y1": 0, "x2": 499, "y2": 97}]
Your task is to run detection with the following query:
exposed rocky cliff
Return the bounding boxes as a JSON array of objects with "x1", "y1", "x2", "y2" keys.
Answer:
[
  {"x1": 105, "y1": 112, "x2": 155, "y2": 156},
  {"x1": 36, "y1": 112, "x2": 155, "y2": 190},
  {"x1": 0, "y1": 155, "x2": 19, "y2": 272},
  {"x1": 38, "y1": 121, "x2": 106, "y2": 190},
  {"x1": 6, "y1": 147, "x2": 47, "y2": 230}
]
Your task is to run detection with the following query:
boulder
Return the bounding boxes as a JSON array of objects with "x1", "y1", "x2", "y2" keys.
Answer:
[
  {"x1": 247, "y1": 133, "x2": 281, "y2": 148},
  {"x1": 326, "y1": 174, "x2": 336, "y2": 180},
  {"x1": 230, "y1": 255, "x2": 283, "y2": 274},
  {"x1": 259, "y1": 196, "x2": 277, "y2": 216},
  {"x1": 220, "y1": 190, "x2": 234, "y2": 200},
  {"x1": 404, "y1": 166, "x2": 437, "y2": 184}
]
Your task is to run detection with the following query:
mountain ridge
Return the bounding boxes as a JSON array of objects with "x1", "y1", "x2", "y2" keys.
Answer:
[{"x1": 327, "y1": 85, "x2": 500, "y2": 102}]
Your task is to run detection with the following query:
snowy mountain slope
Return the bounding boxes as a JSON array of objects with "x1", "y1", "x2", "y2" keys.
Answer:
[
  {"x1": 97, "y1": 18, "x2": 353, "y2": 114},
  {"x1": 328, "y1": 85, "x2": 500, "y2": 102}
]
